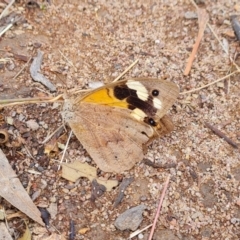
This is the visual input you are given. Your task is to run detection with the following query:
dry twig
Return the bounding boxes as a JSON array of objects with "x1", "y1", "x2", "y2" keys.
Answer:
[
  {"x1": 205, "y1": 122, "x2": 238, "y2": 149},
  {"x1": 30, "y1": 50, "x2": 56, "y2": 91},
  {"x1": 143, "y1": 159, "x2": 176, "y2": 169},
  {"x1": 113, "y1": 177, "x2": 134, "y2": 208},
  {"x1": 184, "y1": 8, "x2": 209, "y2": 75},
  {"x1": 231, "y1": 15, "x2": 240, "y2": 41}
]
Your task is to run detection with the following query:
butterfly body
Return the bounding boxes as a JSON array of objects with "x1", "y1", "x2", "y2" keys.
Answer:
[{"x1": 62, "y1": 78, "x2": 179, "y2": 173}]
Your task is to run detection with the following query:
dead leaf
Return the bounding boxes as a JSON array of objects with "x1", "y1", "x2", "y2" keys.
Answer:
[
  {"x1": 61, "y1": 161, "x2": 118, "y2": 191},
  {"x1": 6, "y1": 117, "x2": 14, "y2": 125},
  {"x1": 44, "y1": 131, "x2": 66, "y2": 156},
  {"x1": 0, "y1": 222, "x2": 13, "y2": 240},
  {"x1": 234, "y1": 4, "x2": 240, "y2": 11},
  {"x1": 6, "y1": 211, "x2": 26, "y2": 220},
  {"x1": 0, "y1": 149, "x2": 44, "y2": 226},
  {"x1": 79, "y1": 227, "x2": 90, "y2": 234},
  {"x1": 47, "y1": 202, "x2": 58, "y2": 219},
  {"x1": 57, "y1": 142, "x2": 65, "y2": 150},
  {"x1": 38, "y1": 207, "x2": 51, "y2": 226},
  {"x1": 0, "y1": 205, "x2": 5, "y2": 220},
  {"x1": 222, "y1": 30, "x2": 235, "y2": 38},
  {"x1": 44, "y1": 138, "x2": 59, "y2": 156},
  {"x1": 18, "y1": 222, "x2": 31, "y2": 240}
]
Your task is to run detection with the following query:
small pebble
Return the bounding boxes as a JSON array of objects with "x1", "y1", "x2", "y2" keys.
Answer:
[
  {"x1": 18, "y1": 114, "x2": 25, "y2": 121},
  {"x1": 140, "y1": 196, "x2": 147, "y2": 201},
  {"x1": 114, "y1": 205, "x2": 146, "y2": 231},
  {"x1": 230, "y1": 217, "x2": 240, "y2": 224},
  {"x1": 6, "y1": 61, "x2": 15, "y2": 71},
  {"x1": 138, "y1": 233, "x2": 144, "y2": 239},
  {"x1": 89, "y1": 81, "x2": 104, "y2": 89},
  {"x1": 6, "y1": 117, "x2": 14, "y2": 125},
  {"x1": 37, "y1": 166, "x2": 45, "y2": 172},
  {"x1": 184, "y1": 11, "x2": 198, "y2": 19},
  {"x1": 50, "y1": 197, "x2": 57, "y2": 203},
  {"x1": 26, "y1": 119, "x2": 39, "y2": 131},
  {"x1": 11, "y1": 111, "x2": 16, "y2": 117}
]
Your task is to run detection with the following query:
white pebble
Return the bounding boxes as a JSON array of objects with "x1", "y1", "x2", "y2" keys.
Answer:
[{"x1": 138, "y1": 233, "x2": 144, "y2": 239}]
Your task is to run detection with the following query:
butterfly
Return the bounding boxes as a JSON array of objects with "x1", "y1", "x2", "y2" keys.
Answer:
[{"x1": 61, "y1": 78, "x2": 179, "y2": 173}]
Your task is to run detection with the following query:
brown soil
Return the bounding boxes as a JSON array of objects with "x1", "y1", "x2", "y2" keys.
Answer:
[{"x1": 0, "y1": 0, "x2": 239, "y2": 239}]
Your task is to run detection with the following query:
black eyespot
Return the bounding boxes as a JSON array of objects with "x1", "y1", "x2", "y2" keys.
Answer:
[
  {"x1": 152, "y1": 89, "x2": 159, "y2": 96},
  {"x1": 148, "y1": 118, "x2": 157, "y2": 126}
]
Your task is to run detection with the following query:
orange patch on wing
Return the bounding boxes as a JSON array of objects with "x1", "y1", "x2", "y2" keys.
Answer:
[{"x1": 82, "y1": 88, "x2": 129, "y2": 108}]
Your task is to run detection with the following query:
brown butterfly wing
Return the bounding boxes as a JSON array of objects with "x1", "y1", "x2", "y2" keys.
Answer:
[
  {"x1": 123, "y1": 78, "x2": 179, "y2": 119},
  {"x1": 66, "y1": 104, "x2": 154, "y2": 172},
  {"x1": 62, "y1": 78, "x2": 179, "y2": 173}
]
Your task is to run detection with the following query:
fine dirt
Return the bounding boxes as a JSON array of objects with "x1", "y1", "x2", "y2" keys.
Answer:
[{"x1": 0, "y1": 0, "x2": 239, "y2": 239}]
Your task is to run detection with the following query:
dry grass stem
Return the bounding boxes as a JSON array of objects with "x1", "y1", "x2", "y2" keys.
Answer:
[
  {"x1": 58, "y1": 130, "x2": 73, "y2": 170},
  {"x1": 58, "y1": 50, "x2": 76, "y2": 71},
  {"x1": 129, "y1": 224, "x2": 153, "y2": 239},
  {"x1": 180, "y1": 70, "x2": 239, "y2": 94},
  {"x1": 0, "y1": 0, "x2": 15, "y2": 19},
  {"x1": 113, "y1": 59, "x2": 139, "y2": 82},
  {"x1": 0, "y1": 58, "x2": 12, "y2": 62},
  {"x1": 190, "y1": 0, "x2": 240, "y2": 72},
  {"x1": 0, "y1": 95, "x2": 63, "y2": 108},
  {"x1": 0, "y1": 24, "x2": 13, "y2": 37},
  {"x1": 41, "y1": 124, "x2": 65, "y2": 144},
  {"x1": 148, "y1": 175, "x2": 170, "y2": 240},
  {"x1": 13, "y1": 56, "x2": 32, "y2": 79}
]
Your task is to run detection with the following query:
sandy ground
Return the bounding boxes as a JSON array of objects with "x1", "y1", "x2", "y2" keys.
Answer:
[{"x1": 0, "y1": 0, "x2": 240, "y2": 239}]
